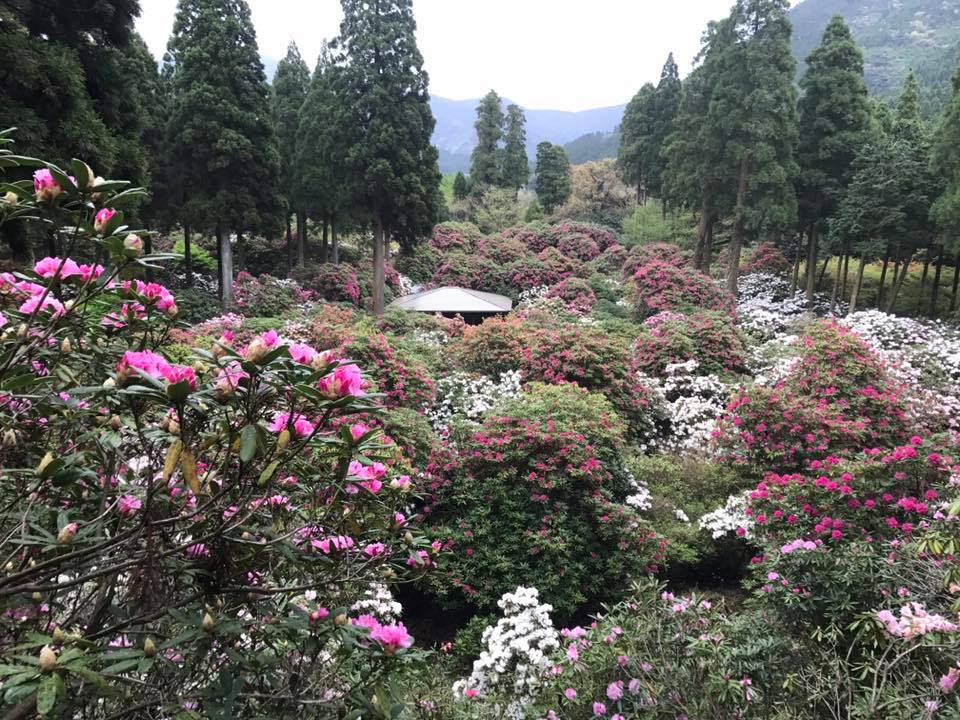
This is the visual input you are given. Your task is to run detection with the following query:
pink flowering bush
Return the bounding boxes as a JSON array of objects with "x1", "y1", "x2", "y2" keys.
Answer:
[
  {"x1": 306, "y1": 262, "x2": 362, "y2": 305},
  {"x1": 546, "y1": 277, "x2": 597, "y2": 315},
  {"x1": 0, "y1": 144, "x2": 433, "y2": 716},
  {"x1": 501, "y1": 222, "x2": 553, "y2": 253},
  {"x1": 422, "y1": 383, "x2": 661, "y2": 618},
  {"x1": 548, "y1": 221, "x2": 618, "y2": 251},
  {"x1": 556, "y1": 232, "x2": 601, "y2": 262},
  {"x1": 428, "y1": 222, "x2": 483, "y2": 253},
  {"x1": 632, "y1": 310, "x2": 747, "y2": 377},
  {"x1": 621, "y1": 242, "x2": 690, "y2": 279},
  {"x1": 630, "y1": 259, "x2": 733, "y2": 318},
  {"x1": 739, "y1": 241, "x2": 789, "y2": 276},
  {"x1": 232, "y1": 270, "x2": 312, "y2": 316},
  {"x1": 715, "y1": 322, "x2": 913, "y2": 472}
]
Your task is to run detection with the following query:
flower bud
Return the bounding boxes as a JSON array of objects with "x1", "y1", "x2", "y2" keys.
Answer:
[
  {"x1": 201, "y1": 612, "x2": 216, "y2": 633},
  {"x1": 277, "y1": 429, "x2": 291, "y2": 451},
  {"x1": 17, "y1": 323, "x2": 28, "y2": 339},
  {"x1": 79, "y1": 163, "x2": 96, "y2": 189},
  {"x1": 244, "y1": 337, "x2": 269, "y2": 363},
  {"x1": 60, "y1": 337, "x2": 72, "y2": 354},
  {"x1": 2, "y1": 191, "x2": 17, "y2": 206},
  {"x1": 143, "y1": 637, "x2": 156, "y2": 658},
  {"x1": 32, "y1": 591, "x2": 42, "y2": 602},
  {"x1": 63, "y1": 299, "x2": 75, "y2": 311},
  {"x1": 403, "y1": 531, "x2": 414, "y2": 546},
  {"x1": 166, "y1": 303, "x2": 179, "y2": 319},
  {"x1": 110, "y1": 415, "x2": 121, "y2": 430},
  {"x1": 123, "y1": 233, "x2": 143, "y2": 255},
  {"x1": 102, "y1": 377, "x2": 116, "y2": 390},
  {"x1": 38, "y1": 646, "x2": 57, "y2": 673},
  {"x1": 52, "y1": 627, "x2": 65, "y2": 645},
  {"x1": 57, "y1": 522, "x2": 78, "y2": 544},
  {"x1": 2, "y1": 429, "x2": 17, "y2": 448},
  {"x1": 334, "y1": 613, "x2": 349, "y2": 627}
]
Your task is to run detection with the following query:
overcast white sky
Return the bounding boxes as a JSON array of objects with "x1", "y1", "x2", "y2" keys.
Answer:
[{"x1": 136, "y1": 0, "x2": 741, "y2": 111}]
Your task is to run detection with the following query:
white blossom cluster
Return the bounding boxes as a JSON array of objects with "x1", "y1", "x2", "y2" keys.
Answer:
[
  {"x1": 453, "y1": 586, "x2": 559, "y2": 713},
  {"x1": 350, "y1": 582, "x2": 402, "y2": 623},
  {"x1": 397, "y1": 273, "x2": 416, "y2": 297},
  {"x1": 425, "y1": 370, "x2": 523, "y2": 432},
  {"x1": 639, "y1": 360, "x2": 729, "y2": 454},
  {"x1": 736, "y1": 273, "x2": 827, "y2": 340},
  {"x1": 842, "y1": 310, "x2": 960, "y2": 430},
  {"x1": 698, "y1": 492, "x2": 754, "y2": 539},
  {"x1": 624, "y1": 467, "x2": 653, "y2": 511},
  {"x1": 409, "y1": 328, "x2": 450, "y2": 347},
  {"x1": 516, "y1": 285, "x2": 550, "y2": 307},
  {"x1": 746, "y1": 332, "x2": 801, "y2": 387}
]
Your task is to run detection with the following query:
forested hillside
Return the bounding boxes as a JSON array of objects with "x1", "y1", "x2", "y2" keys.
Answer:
[{"x1": 790, "y1": 0, "x2": 960, "y2": 107}]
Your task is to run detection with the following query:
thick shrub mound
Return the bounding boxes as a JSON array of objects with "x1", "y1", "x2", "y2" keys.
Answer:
[
  {"x1": 548, "y1": 220, "x2": 618, "y2": 251},
  {"x1": 630, "y1": 259, "x2": 734, "y2": 317},
  {"x1": 423, "y1": 383, "x2": 659, "y2": 617},
  {"x1": 591, "y1": 242, "x2": 630, "y2": 275},
  {"x1": 457, "y1": 316, "x2": 659, "y2": 441},
  {"x1": 740, "y1": 241, "x2": 789, "y2": 276},
  {"x1": 716, "y1": 321, "x2": 913, "y2": 471},
  {"x1": 233, "y1": 271, "x2": 311, "y2": 317},
  {"x1": 632, "y1": 310, "x2": 747, "y2": 377},
  {"x1": 501, "y1": 222, "x2": 553, "y2": 252},
  {"x1": 395, "y1": 242, "x2": 441, "y2": 282},
  {"x1": 306, "y1": 262, "x2": 362, "y2": 305},
  {"x1": 546, "y1": 277, "x2": 596, "y2": 314},
  {"x1": 432, "y1": 253, "x2": 513, "y2": 296},
  {"x1": 556, "y1": 232, "x2": 600, "y2": 261},
  {"x1": 429, "y1": 222, "x2": 483, "y2": 252},
  {"x1": 622, "y1": 242, "x2": 690, "y2": 279}
]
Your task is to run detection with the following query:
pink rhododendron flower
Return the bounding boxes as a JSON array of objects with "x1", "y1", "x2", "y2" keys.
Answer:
[
  {"x1": 269, "y1": 411, "x2": 315, "y2": 437},
  {"x1": 363, "y1": 542, "x2": 387, "y2": 556},
  {"x1": 33, "y1": 169, "x2": 62, "y2": 202},
  {"x1": 592, "y1": 701, "x2": 606, "y2": 715},
  {"x1": 34, "y1": 256, "x2": 82, "y2": 280},
  {"x1": 564, "y1": 688, "x2": 577, "y2": 700},
  {"x1": 163, "y1": 364, "x2": 196, "y2": 390},
  {"x1": 369, "y1": 622, "x2": 413, "y2": 653},
  {"x1": 352, "y1": 614, "x2": 380, "y2": 631},
  {"x1": 117, "y1": 495, "x2": 141, "y2": 516},
  {"x1": 93, "y1": 207, "x2": 116, "y2": 234},
  {"x1": 350, "y1": 423, "x2": 369, "y2": 440},
  {"x1": 606, "y1": 681, "x2": 623, "y2": 700},
  {"x1": 876, "y1": 603, "x2": 958, "y2": 639},
  {"x1": 244, "y1": 330, "x2": 280, "y2": 361},
  {"x1": 288, "y1": 343, "x2": 317, "y2": 365},
  {"x1": 185, "y1": 543, "x2": 209, "y2": 558},
  {"x1": 214, "y1": 362, "x2": 248, "y2": 398},
  {"x1": 317, "y1": 363, "x2": 364, "y2": 399},
  {"x1": 566, "y1": 643, "x2": 579, "y2": 661},
  {"x1": 940, "y1": 667, "x2": 959, "y2": 693}
]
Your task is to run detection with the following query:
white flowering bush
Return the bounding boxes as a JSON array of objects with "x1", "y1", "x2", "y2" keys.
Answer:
[
  {"x1": 452, "y1": 586, "x2": 559, "y2": 713},
  {"x1": 516, "y1": 285, "x2": 550, "y2": 307},
  {"x1": 425, "y1": 370, "x2": 522, "y2": 432},
  {"x1": 698, "y1": 492, "x2": 755, "y2": 539},
  {"x1": 350, "y1": 582, "x2": 404, "y2": 623}
]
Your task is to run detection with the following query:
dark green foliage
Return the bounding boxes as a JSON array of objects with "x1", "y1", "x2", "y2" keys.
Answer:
[
  {"x1": 164, "y1": 0, "x2": 282, "y2": 236},
  {"x1": 501, "y1": 103, "x2": 529, "y2": 190},
  {"x1": 452, "y1": 171, "x2": 469, "y2": 201},
  {"x1": 534, "y1": 142, "x2": 571, "y2": 214},
  {"x1": 469, "y1": 90, "x2": 504, "y2": 187},
  {"x1": 563, "y1": 130, "x2": 620, "y2": 164},
  {"x1": 3, "y1": 0, "x2": 140, "y2": 47},
  {"x1": 931, "y1": 63, "x2": 960, "y2": 248},
  {"x1": 649, "y1": 53, "x2": 682, "y2": 200},
  {"x1": 272, "y1": 42, "x2": 310, "y2": 216},
  {"x1": 617, "y1": 83, "x2": 656, "y2": 199}
]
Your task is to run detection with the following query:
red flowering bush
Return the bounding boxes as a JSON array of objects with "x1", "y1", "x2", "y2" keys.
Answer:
[
  {"x1": 592, "y1": 242, "x2": 630, "y2": 275},
  {"x1": 556, "y1": 232, "x2": 601, "y2": 261},
  {"x1": 306, "y1": 262, "x2": 361, "y2": 305},
  {"x1": 341, "y1": 329, "x2": 436, "y2": 410},
  {"x1": 428, "y1": 222, "x2": 482, "y2": 253},
  {"x1": 740, "y1": 241, "x2": 789, "y2": 276},
  {"x1": 233, "y1": 270, "x2": 311, "y2": 317},
  {"x1": 422, "y1": 383, "x2": 660, "y2": 617},
  {"x1": 501, "y1": 222, "x2": 553, "y2": 253},
  {"x1": 431, "y1": 253, "x2": 513, "y2": 297},
  {"x1": 622, "y1": 242, "x2": 690, "y2": 279},
  {"x1": 548, "y1": 221, "x2": 618, "y2": 251},
  {"x1": 0, "y1": 144, "x2": 431, "y2": 715},
  {"x1": 630, "y1": 259, "x2": 734, "y2": 318},
  {"x1": 475, "y1": 236, "x2": 533, "y2": 265},
  {"x1": 546, "y1": 277, "x2": 597, "y2": 314},
  {"x1": 632, "y1": 310, "x2": 747, "y2": 376},
  {"x1": 716, "y1": 322, "x2": 913, "y2": 472}
]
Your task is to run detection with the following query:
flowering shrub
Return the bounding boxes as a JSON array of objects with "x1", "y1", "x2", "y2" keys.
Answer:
[
  {"x1": 621, "y1": 242, "x2": 689, "y2": 279},
  {"x1": 592, "y1": 242, "x2": 630, "y2": 275},
  {"x1": 736, "y1": 272, "x2": 810, "y2": 341},
  {"x1": 630, "y1": 259, "x2": 734, "y2": 318},
  {"x1": 425, "y1": 370, "x2": 523, "y2": 433},
  {"x1": 423, "y1": 383, "x2": 660, "y2": 617},
  {"x1": 342, "y1": 329, "x2": 436, "y2": 410},
  {"x1": 232, "y1": 270, "x2": 311, "y2": 317},
  {"x1": 556, "y1": 232, "x2": 601, "y2": 262},
  {"x1": 739, "y1": 241, "x2": 789, "y2": 276},
  {"x1": 715, "y1": 321, "x2": 912, "y2": 471},
  {"x1": 632, "y1": 311, "x2": 747, "y2": 377},
  {"x1": 452, "y1": 586, "x2": 559, "y2": 713},
  {"x1": 548, "y1": 221, "x2": 618, "y2": 251},
  {"x1": 306, "y1": 262, "x2": 361, "y2": 305},
  {"x1": 546, "y1": 277, "x2": 597, "y2": 314},
  {"x1": 431, "y1": 253, "x2": 513, "y2": 297},
  {"x1": 395, "y1": 242, "x2": 442, "y2": 282},
  {"x1": 429, "y1": 222, "x2": 483, "y2": 253},
  {"x1": 0, "y1": 148, "x2": 432, "y2": 715},
  {"x1": 501, "y1": 222, "x2": 553, "y2": 253},
  {"x1": 640, "y1": 360, "x2": 731, "y2": 452}
]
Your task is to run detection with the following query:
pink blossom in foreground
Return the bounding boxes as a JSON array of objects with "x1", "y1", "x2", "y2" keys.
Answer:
[
  {"x1": 876, "y1": 603, "x2": 958, "y2": 639},
  {"x1": 369, "y1": 622, "x2": 413, "y2": 653},
  {"x1": 288, "y1": 343, "x2": 317, "y2": 365},
  {"x1": 940, "y1": 667, "x2": 959, "y2": 693},
  {"x1": 34, "y1": 257, "x2": 82, "y2": 280},
  {"x1": 33, "y1": 169, "x2": 62, "y2": 202},
  {"x1": 93, "y1": 207, "x2": 116, "y2": 234},
  {"x1": 317, "y1": 363, "x2": 364, "y2": 399},
  {"x1": 117, "y1": 495, "x2": 141, "y2": 516},
  {"x1": 268, "y1": 411, "x2": 315, "y2": 437}
]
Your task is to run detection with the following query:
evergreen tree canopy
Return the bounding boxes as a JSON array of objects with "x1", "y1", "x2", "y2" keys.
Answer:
[
  {"x1": 501, "y1": 103, "x2": 529, "y2": 190},
  {"x1": 470, "y1": 90, "x2": 505, "y2": 188},
  {"x1": 452, "y1": 171, "x2": 470, "y2": 201},
  {"x1": 649, "y1": 53, "x2": 682, "y2": 199},
  {"x1": 931, "y1": 62, "x2": 960, "y2": 246},
  {"x1": 535, "y1": 141, "x2": 572, "y2": 214},
  {"x1": 332, "y1": 0, "x2": 441, "y2": 314},
  {"x1": 273, "y1": 42, "x2": 310, "y2": 212},
  {"x1": 617, "y1": 83, "x2": 656, "y2": 200}
]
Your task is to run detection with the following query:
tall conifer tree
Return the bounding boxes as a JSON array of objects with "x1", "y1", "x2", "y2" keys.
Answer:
[
  {"x1": 649, "y1": 53, "x2": 682, "y2": 204},
  {"x1": 931, "y1": 62, "x2": 960, "y2": 313},
  {"x1": 501, "y1": 104, "x2": 529, "y2": 190},
  {"x1": 618, "y1": 83, "x2": 656, "y2": 203},
  {"x1": 333, "y1": 0, "x2": 441, "y2": 316},
  {"x1": 535, "y1": 142, "x2": 571, "y2": 213},
  {"x1": 470, "y1": 90, "x2": 505, "y2": 188}
]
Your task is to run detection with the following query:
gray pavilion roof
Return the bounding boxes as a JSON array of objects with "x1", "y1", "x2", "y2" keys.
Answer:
[{"x1": 388, "y1": 286, "x2": 513, "y2": 313}]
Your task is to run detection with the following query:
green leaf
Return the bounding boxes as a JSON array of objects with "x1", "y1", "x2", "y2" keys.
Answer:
[
  {"x1": 258, "y1": 460, "x2": 280, "y2": 486},
  {"x1": 239, "y1": 425, "x2": 258, "y2": 463},
  {"x1": 36, "y1": 675, "x2": 60, "y2": 715}
]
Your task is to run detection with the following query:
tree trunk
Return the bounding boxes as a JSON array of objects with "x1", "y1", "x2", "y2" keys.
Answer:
[
  {"x1": 703, "y1": 219, "x2": 714, "y2": 274},
  {"x1": 841, "y1": 251, "x2": 850, "y2": 299},
  {"x1": 886, "y1": 250, "x2": 913, "y2": 313},
  {"x1": 891, "y1": 246, "x2": 902, "y2": 289},
  {"x1": 877, "y1": 243, "x2": 891, "y2": 308},
  {"x1": 320, "y1": 216, "x2": 329, "y2": 263},
  {"x1": 726, "y1": 157, "x2": 749, "y2": 296},
  {"x1": 285, "y1": 214, "x2": 294, "y2": 276},
  {"x1": 219, "y1": 226, "x2": 234, "y2": 311},
  {"x1": 694, "y1": 194, "x2": 712, "y2": 270},
  {"x1": 373, "y1": 216, "x2": 386, "y2": 316},
  {"x1": 296, "y1": 209, "x2": 306, "y2": 266},
  {"x1": 331, "y1": 215, "x2": 339, "y2": 264},
  {"x1": 930, "y1": 244, "x2": 944, "y2": 317},
  {"x1": 183, "y1": 225, "x2": 193, "y2": 286},
  {"x1": 849, "y1": 254, "x2": 867, "y2": 314},
  {"x1": 235, "y1": 230, "x2": 246, "y2": 273},
  {"x1": 951, "y1": 253, "x2": 960, "y2": 312},
  {"x1": 805, "y1": 222, "x2": 818, "y2": 307},
  {"x1": 830, "y1": 243, "x2": 844, "y2": 314},
  {"x1": 816, "y1": 255, "x2": 830, "y2": 290},
  {"x1": 790, "y1": 231, "x2": 803, "y2": 294},
  {"x1": 918, "y1": 247, "x2": 932, "y2": 312}
]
